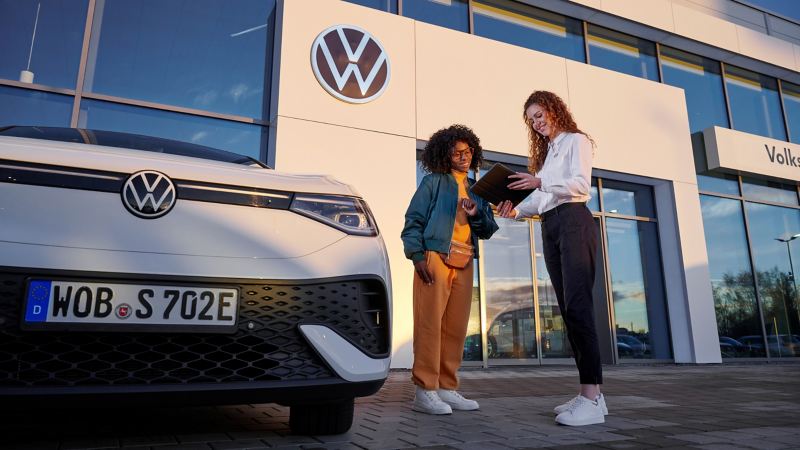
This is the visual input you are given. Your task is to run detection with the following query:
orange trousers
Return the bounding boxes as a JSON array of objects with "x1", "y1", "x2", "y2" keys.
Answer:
[{"x1": 412, "y1": 251, "x2": 474, "y2": 390}]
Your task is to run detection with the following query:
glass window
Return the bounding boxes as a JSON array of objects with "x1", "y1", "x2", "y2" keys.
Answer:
[
  {"x1": 783, "y1": 81, "x2": 800, "y2": 144},
  {"x1": 660, "y1": 46, "x2": 729, "y2": 134},
  {"x1": 0, "y1": 85, "x2": 73, "y2": 128},
  {"x1": 605, "y1": 218, "x2": 671, "y2": 359},
  {"x1": 533, "y1": 221, "x2": 572, "y2": 359},
  {"x1": 402, "y1": 0, "x2": 469, "y2": 32},
  {"x1": 0, "y1": 0, "x2": 88, "y2": 88},
  {"x1": 725, "y1": 65, "x2": 787, "y2": 141},
  {"x1": 83, "y1": 0, "x2": 275, "y2": 119},
  {"x1": 742, "y1": 177, "x2": 798, "y2": 206},
  {"x1": 463, "y1": 265, "x2": 483, "y2": 361},
  {"x1": 700, "y1": 195, "x2": 764, "y2": 357},
  {"x1": 483, "y1": 218, "x2": 536, "y2": 360},
  {"x1": 344, "y1": 0, "x2": 397, "y2": 13},
  {"x1": 744, "y1": 202, "x2": 800, "y2": 358},
  {"x1": 587, "y1": 24, "x2": 657, "y2": 81},
  {"x1": 697, "y1": 172, "x2": 740, "y2": 196},
  {"x1": 78, "y1": 99, "x2": 266, "y2": 160},
  {"x1": 473, "y1": 0, "x2": 585, "y2": 62},
  {"x1": 601, "y1": 179, "x2": 655, "y2": 218}
]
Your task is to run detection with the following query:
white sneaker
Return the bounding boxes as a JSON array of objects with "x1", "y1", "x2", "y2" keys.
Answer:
[
  {"x1": 412, "y1": 386, "x2": 452, "y2": 415},
  {"x1": 554, "y1": 393, "x2": 608, "y2": 415},
  {"x1": 437, "y1": 389, "x2": 480, "y2": 411},
  {"x1": 555, "y1": 395, "x2": 605, "y2": 426}
]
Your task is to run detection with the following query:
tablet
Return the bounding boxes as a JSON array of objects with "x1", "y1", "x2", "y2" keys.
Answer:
[{"x1": 470, "y1": 163, "x2": 534, "y2": 207}]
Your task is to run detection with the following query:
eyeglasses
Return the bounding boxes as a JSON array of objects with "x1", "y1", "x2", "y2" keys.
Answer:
[{"x1": 451, "y1": 147, "x2": 474, "y2": 159}]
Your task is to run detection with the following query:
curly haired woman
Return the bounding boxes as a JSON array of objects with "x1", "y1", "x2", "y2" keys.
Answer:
[
  {"x1": 401, "y1": 124, "x2": 498, "y2": 415},
  {"x1": 498, "y1": 91, "x2": 608, "y2": 426}
]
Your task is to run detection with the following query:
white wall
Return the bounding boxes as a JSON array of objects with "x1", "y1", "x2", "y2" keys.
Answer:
[
  {"x1": 415, "y1": 22, "x2": 569, "y2": 157},
  {"x1": 273, "y1": 0, "x2": 721, "y2": 366}
]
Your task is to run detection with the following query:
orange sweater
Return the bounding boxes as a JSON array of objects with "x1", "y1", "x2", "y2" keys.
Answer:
[{"x1": 451, "y1": 170, "x2": 471, "y2": 244}]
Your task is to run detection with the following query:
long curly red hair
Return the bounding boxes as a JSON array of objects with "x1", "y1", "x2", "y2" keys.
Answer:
[{"x1": 522, "y1": 91, "x2": 594, "y2": 174}]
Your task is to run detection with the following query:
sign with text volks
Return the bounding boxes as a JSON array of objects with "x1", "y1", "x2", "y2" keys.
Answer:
[{"x1": 704, "y1": 126, "x2": 800, "y2": 182}]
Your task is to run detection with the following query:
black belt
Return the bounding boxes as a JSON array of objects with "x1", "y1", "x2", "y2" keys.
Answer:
[{"x1": 540, "y1": 202, "x2": 585, "y2": 221}]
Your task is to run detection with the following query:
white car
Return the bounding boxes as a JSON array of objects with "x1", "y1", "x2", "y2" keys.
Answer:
[{"x1": 0, "y1": 126, "x2": 391, "y2": 435}]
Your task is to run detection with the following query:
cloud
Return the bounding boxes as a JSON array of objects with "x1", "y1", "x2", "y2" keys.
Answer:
[
  {"x1": 228, "y1": 83, "x2": 263, "y2": 104},
  {"x1": 193, "y1": 90, "x2": 219, "y2": 108},
  {"x1": 191, "y1": 131, "x2": 208, "y2": 143}
]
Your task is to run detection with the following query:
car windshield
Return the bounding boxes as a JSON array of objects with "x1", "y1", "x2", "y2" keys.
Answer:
[{"x1": 0, "y1": 126, "x2": 268, "y2": 168}]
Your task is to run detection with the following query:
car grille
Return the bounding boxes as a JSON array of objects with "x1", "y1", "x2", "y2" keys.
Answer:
[{"x1": 0, "y1": 272, "x2": 389, "y2": 388}]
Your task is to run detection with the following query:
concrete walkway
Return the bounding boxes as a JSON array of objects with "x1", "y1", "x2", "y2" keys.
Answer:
[{"x1": 4, "y1": 363, "x2": 800, "y2": 449}]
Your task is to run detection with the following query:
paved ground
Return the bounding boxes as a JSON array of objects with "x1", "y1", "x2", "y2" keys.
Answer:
[{"x1": 3, "y1": 363, "x2": 800, "y2": 450}]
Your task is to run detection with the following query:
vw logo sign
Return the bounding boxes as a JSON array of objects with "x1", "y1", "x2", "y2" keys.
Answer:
[
  {"x1": 121, "y1": 170, "x2": 176, "y2": 219},
  {"x1": 311, "y1": 24, "x2": 390, "y2": 103}
]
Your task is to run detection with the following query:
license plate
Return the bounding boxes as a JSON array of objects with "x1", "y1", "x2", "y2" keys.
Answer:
[{"x1": 22, "y1": 279, "x2": 239, "y2": 333}]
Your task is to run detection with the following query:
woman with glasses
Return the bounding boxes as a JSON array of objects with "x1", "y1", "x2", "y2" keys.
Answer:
[
  {"x1": 401, "y1": 124, "x2": 498, "y2": 415},
  {"x1": 497, "y1": 91, "x2": 607, "y2": 426}
]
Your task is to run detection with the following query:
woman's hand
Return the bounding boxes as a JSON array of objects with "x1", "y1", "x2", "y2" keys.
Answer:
[
  {"x1": 461, "y1": 198, "x2": 477, "y2": 217},
  {"x1": 414, "y1": 260, "x2": 434, "y2": 285},
  {"x1": 508, "y1": 172, "x2": 541, "y2": 190},
  {"x1": 497, "y1": 200, "x2": 517, "y2": 219}
]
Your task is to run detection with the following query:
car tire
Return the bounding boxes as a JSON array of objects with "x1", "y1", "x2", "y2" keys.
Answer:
[
  {"x1": 487, "y1": 336, "x2": 498, "y2": 358},
  {"x1": 289, "y1": 398, "x2": 355, "y2": 435}
]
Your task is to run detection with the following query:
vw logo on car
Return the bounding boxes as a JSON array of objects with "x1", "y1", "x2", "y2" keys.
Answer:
[
  {"x1": 311, "y1": 24, "x2": 390, "y2": 103},
  {"x1": 121, "y1": 170, "x2": 176, "y2": 219}
]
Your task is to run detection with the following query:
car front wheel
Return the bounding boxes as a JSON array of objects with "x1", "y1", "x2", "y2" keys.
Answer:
[{"x1": 289, "y1": 398, "x2": 355, "y2": 435}]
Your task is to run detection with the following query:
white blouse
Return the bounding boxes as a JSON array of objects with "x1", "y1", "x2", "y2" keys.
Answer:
[{"x1": 515, "y1": 131, "x2": 593, "y2": 219}]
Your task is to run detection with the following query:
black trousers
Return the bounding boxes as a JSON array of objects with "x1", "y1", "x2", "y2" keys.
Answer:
[{"x1": 541, "y1": 203, "x2": 602, "y2": 385}]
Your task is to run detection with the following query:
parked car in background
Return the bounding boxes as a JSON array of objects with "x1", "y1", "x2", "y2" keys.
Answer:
[
  {"x1": 616, "y1": 341, "x2": 634, "y2": 358},
  {"x1": 719, "y1": 336, "x2": 748, "y2": 357},
  {"x1": 0, "y1": 126, "x2": 392, "y2": 435},
  {"x1": 769, "y1": 335, "x2": 800, "y2": 356},
  {"x1": 738, "y1": 335, "x2": 799, "y2": 357},
  {"x1": 616, "y1": 334, "x2": 650, "y2": 358}
]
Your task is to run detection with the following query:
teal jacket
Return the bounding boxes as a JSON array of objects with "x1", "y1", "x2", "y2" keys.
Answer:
[{"x1": 402, "y1": 173, "x2": 499, "y2": 262}]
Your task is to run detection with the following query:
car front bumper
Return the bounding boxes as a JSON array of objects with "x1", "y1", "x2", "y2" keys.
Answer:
[{"x1": 0, "y1": 268, "x2": 390, "y2": 405}]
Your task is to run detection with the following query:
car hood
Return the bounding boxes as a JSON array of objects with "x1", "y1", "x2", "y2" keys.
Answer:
[{"x1": 0, "y1": 136, "x2": 360, "y2": 197}]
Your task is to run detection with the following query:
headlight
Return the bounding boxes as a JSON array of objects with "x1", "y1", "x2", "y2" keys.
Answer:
[{"x1": 290, "y1": 194, "x2": 378, "y2": 236}]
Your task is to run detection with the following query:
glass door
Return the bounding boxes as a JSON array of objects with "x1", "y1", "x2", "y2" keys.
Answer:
[
  {"x1": 533, "y1": 220, "x2": 572, "y2": 360},
  {"x1": 482, "y1": 217, "x2": 537, "y2": 361},
  {"x1": 455, "y1": 164, "x2": 672, "y2": 365}
]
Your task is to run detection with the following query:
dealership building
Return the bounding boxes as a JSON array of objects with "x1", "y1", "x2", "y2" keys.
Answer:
[{"x1": 2, "y1": 0, "x2": 800, "y2": 368}]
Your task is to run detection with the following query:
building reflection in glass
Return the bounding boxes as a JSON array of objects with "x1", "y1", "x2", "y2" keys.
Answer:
[
  {"x1": 700, "y1": 195, "x2": 765, "y2": 357},
  {"x1": 0, "y1": 85, "x2": 73, "y2": 128},
  {"x1": 784, "y1": 81, "x2": 800, "y2": 144},
  {"x1": 83, "y1": 0, "x2": 275, "y2": 118},
  {"x1": 605, "y1": 218, "x2": 651, "y2": 358},
  {"x1": 604, "y1": 218, "x2": 671, "y2": 359},
  {"x1": 0, "y1": 0, "x2": 89, "y2": 88},
  {"x1": 462, "y1": 262, "x2": 483, "y2": 361},
  {"x1": 482, "y1": 217, "x2": 536, "y2": 360},
  {"x1": 724, "y1": 65, "x2": 786, "y2": 141},
  {"x1": 744, "y1": 202, "x2": 800, "y2": 357},
  {"x1": 533, "y1": 221, "x2": 572, "y2": 359},
  {"x1": 78, "y1": 99, "x2": 266, "y2": 159},
  {"x1": 742, "y1": 177, "x2": 799, "y2": 206},
  {"x1": 587, "y1": 24, "x2": 658, "y2": 81},
  {"x1": 402, "y1": 0, "x2": 469, "y2": 32},
  {"x1": 472, "y1": 0, "x2": 585, "y2": 62}
]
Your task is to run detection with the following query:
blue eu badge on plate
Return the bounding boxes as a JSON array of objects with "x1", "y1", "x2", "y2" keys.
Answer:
[{"x1": 25, "y1": 280, "x2": 51, "y2": 322}]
